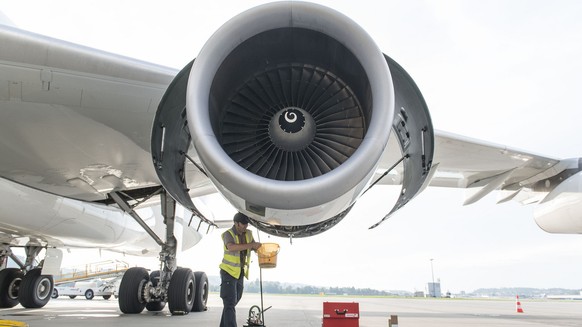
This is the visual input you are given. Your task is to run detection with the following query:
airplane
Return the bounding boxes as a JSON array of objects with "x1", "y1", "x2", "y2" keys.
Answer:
[{"x1": 1, "y1": 0, "x2": 581, "y2": 315}]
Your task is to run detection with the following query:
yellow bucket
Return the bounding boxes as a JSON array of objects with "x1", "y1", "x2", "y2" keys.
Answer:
[{"x1": 257, "y1": 243, "x2": 280, "y2": 268}]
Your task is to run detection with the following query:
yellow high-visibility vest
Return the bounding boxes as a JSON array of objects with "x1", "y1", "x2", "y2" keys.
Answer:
[{"x1": 219, "y1": 228, "x2": 252, "y2": 279}]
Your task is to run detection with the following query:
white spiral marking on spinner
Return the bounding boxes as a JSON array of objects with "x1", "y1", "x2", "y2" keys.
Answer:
[{"x1": 285, "y1": 111, "x2": 297, "y2": 123}]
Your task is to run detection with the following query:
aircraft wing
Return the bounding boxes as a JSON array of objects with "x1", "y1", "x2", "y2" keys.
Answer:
[
  {"x1": 430, "y1": 132, "x2": 582, "y2": 234},
  {"x1": 0, "y1": 24, "x2": 174, "y2": 201},
  {"x1": 0, "y1": 24, "x2": 215, "y2": 254},
  {"x1": 431, "y1": 131, "x2": 561, "y2": 197},
  {"x1": 374, "y1": 128, "x2": 580, "y2": 232}
]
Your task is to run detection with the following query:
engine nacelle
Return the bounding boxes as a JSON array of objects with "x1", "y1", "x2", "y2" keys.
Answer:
[
  {"x1": 152, "y1": 2, "x2": 434, "y2": 237},
  {"x1": 534, "y1": 171, "x2": 582, "y2": 233},
  {"x1": 187, "y1": 2, "x2": 391, "y2": 228}
]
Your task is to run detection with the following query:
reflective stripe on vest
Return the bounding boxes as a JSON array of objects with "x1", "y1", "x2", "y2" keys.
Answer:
[{"x1": 219, "y1": 228, "x2": 252, "y2": 279}]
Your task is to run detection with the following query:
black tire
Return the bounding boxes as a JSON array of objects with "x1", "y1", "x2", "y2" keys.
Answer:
[
  {"x1": 51, "y1": 288, "x2": 58, "y2": 299},
  {"x1": 145, "y1": 270, "x2": 165, "y2": 312},
  {"x1": 192, "y1": 271, "x2": 208, "y2": 312},
  {"x1": 0, "y1": 268, "x2": 24, "y2": 308},
  {"x1": 118, "y1": 267, "x2": 149, "y2": 314},
  {"x1": 103, "y1": 295, "x2": 111, "y2": 300},
  {"x1": 85, "y1": 289, "x2": 94, "y2": 300},
  {"x1": 167, "y1": 268, "x2": 195, "y2": 315},
  {"x1": 69, "y1": 295, "x2": 77, "y2": 299},
  {"x1": 146, "y1": 300, "x2": 166, "y2": 312},
  {"x1": 18, "y1": 268, "x2": 53, "y2": 308}
]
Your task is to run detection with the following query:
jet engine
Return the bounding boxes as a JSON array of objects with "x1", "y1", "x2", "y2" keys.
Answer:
[
  {"x1": 152, "y1": 2, "x2": 434, "y2": 237},
  {"x1": 534, "y1": 160, "x2": 582, "y2": 234}
]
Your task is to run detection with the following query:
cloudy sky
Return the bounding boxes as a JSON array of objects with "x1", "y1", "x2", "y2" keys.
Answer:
[{"x1": 2, "y1": 0, "x2": 582, "y2": 293}]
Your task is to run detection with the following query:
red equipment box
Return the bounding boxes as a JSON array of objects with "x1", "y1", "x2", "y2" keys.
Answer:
[{"x1": 322, "y1": 302, "x2": 359, "y2": 327}]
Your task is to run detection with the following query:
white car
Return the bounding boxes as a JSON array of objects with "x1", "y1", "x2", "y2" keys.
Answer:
[{"x1": 52, "y1": 279, "x2": 115, "y2": 300}]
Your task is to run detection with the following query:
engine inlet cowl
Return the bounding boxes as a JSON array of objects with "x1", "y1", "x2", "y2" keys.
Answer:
[{"x1": 187, "y1": 2, "x2": 393, "y2": 213}]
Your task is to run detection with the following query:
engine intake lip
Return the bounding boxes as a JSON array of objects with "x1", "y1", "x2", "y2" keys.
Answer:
[{"x1": 187, "y1": 2, "x2": 394, "y2": 210}]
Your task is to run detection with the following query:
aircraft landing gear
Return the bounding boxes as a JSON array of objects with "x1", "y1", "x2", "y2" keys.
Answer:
[
  {"x1": 112, "y1": 189, "x2": 209, "y2": 315},
  {"x1": 167, "y1": 267, "x2": 195, "y2": 314},
  {"x1": 18, "y1": 267, "x2": 53, "y2": 308},
  {"x1": 118, "y1": 267, "x2": 149, "y2": 313},
  {"x1": 0, "y1": 268, "x2": 23, "y2": 308},
  {"x1": 0, "y1": 243, "x2": 58, "y2": 309}
]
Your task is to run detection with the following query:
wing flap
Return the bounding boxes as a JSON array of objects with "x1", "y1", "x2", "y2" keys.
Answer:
[{"x1": 463, "y1": 168, "x2": 515, "y2": 205}]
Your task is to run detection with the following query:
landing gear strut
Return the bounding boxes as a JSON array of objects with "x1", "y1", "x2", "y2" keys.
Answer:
[{"x1": 111, "y1": 189, "x2": 208, "y2": 315}]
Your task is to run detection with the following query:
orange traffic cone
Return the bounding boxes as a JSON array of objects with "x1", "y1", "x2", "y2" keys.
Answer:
[{"x1": 516, "y1": 295, "x2": 524, "y2": 313}]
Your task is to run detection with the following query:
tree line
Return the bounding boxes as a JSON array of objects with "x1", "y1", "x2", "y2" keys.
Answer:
[{"x1": 210, "y1": 279, "x2": 392, "y2": 296}]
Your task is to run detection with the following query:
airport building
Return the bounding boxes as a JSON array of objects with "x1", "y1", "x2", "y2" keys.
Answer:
[{"x1": 426, "y1": 282, "x2": 441, "y2": 298}]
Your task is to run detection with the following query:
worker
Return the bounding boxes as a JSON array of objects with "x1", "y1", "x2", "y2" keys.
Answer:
[{"x1": 219, "y1": 212, "x2": 261, "y2": 327}]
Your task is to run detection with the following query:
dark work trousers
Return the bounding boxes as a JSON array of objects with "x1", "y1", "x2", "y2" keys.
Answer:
[{"x1": 220, "y1": 268, "x2": 244, "y2": 327}]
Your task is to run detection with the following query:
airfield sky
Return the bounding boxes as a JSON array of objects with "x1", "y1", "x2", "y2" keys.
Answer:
[{"x1": 2, "y1": 0, "x2": 582, "y2": 293}]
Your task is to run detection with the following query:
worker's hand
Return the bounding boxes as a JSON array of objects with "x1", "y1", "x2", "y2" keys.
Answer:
[{"x1": 251, "y1": 242, "x2": 262, "y2": 251}]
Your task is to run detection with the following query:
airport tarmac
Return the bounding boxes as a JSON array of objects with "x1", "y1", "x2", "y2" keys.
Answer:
[{"x1": 1, "y1": 293, "x2": 582, "y2": 327}]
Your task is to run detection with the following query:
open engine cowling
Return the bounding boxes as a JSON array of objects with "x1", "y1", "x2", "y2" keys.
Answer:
[{"x1": 152, "y1": 2, "x2": 434, "y2": 237}]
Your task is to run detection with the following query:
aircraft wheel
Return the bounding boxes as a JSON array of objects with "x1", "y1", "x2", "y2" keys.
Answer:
[
  {"x1": 145, "y1": 270, "x2": 166, "y2": 312},
  {"x1": 192, "y1": 271, "x2": 208, "y2": 312},
  {"x1": 167, "y1": 267, "x2": 195, "y2": 315},
  {"x1": 146, "y1": 300, "x2": 166, "y2": 311},
  {"x1": 69, "y1": 295, "x2": 77, "y2": 299},
  {"x1": 85, "y1": 289, "x2": 94, "y2": 300},
  {"x1": 118, "y1": 267, "x2": 149, "y2": 314},
  {"x1": 18, "y1": 268, "x2": 53, "y2": 308},
  {"x1": 0, "y1": 268, "x2": 24, "y2": 308},
  {"x1": 149, "y1": 270, "x2": 161, "y2": 286},
  {"x1": 51, "y1": 288, "x2": 59, "y2": 299},
  {"x1": 103, "y1": 295, "x2": 111, "y2": 300}
]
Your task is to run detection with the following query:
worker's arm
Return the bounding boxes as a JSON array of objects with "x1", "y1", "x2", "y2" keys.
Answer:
[{"x1": 226, "y1": 242, "x2": 262, "y2": 252}]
